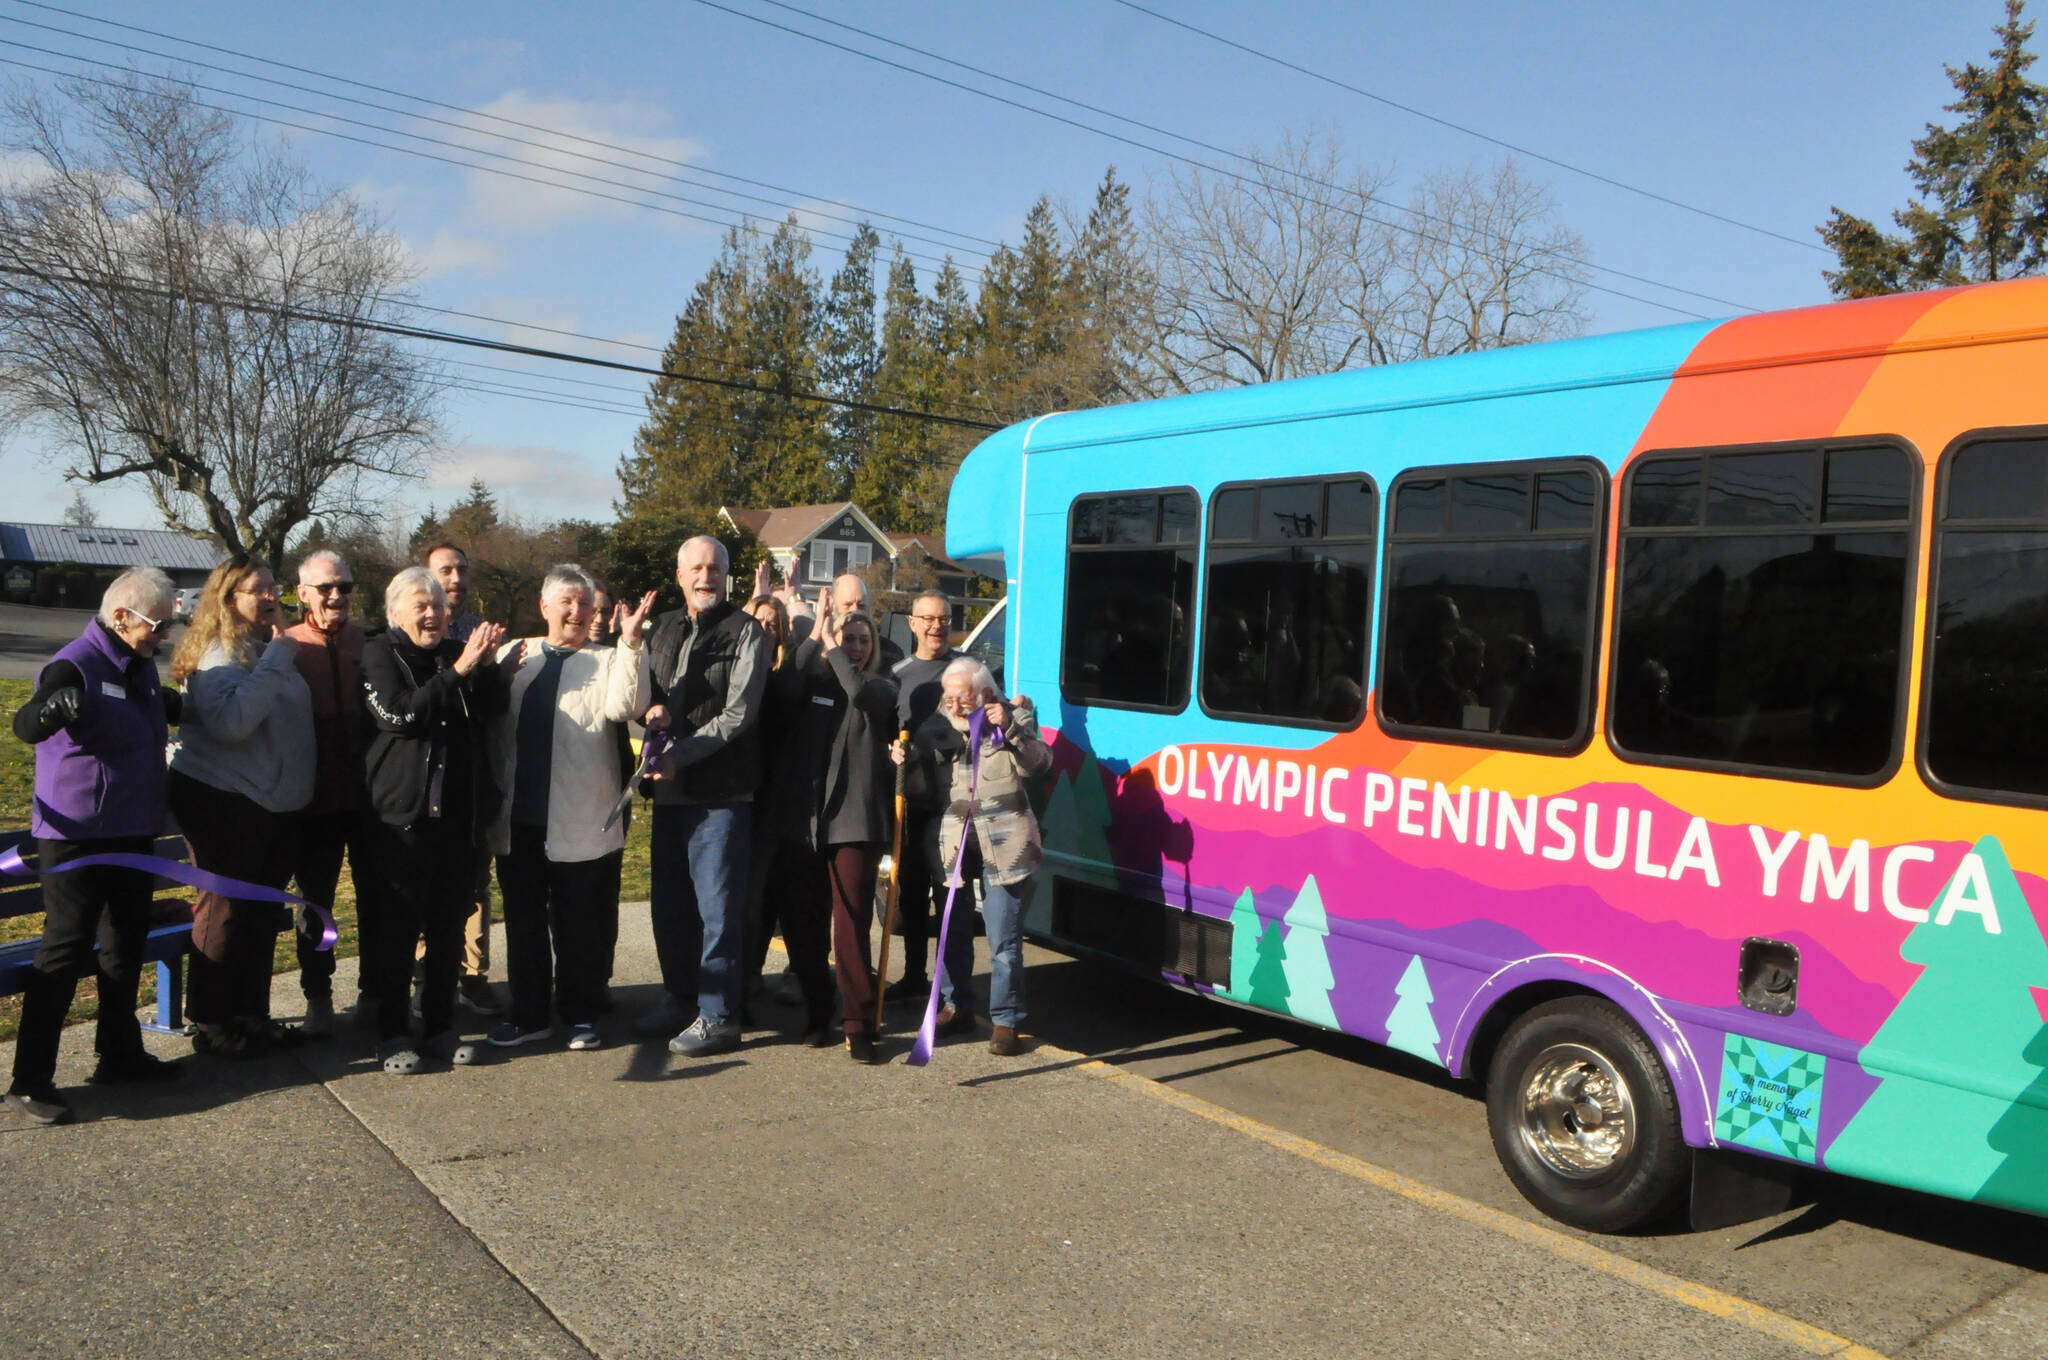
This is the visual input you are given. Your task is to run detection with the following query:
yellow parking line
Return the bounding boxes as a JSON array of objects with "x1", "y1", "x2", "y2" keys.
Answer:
[{"x1": 1057, "y1": 1050, "x2": 1891, "y2": 1360}]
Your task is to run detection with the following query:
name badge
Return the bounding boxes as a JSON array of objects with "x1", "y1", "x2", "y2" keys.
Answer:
[
  {"x1": 810, "y1": 694, "x2": 837, "y2": 707},
  {"x1": 101, "y1": 681, "x2": 127, "y2": 700}
]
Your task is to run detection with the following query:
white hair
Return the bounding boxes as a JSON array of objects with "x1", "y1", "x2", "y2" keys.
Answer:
[
  {"x1": 942, "y1": 655, "x2": 998, "y2": 701},
  {"x1": 99, "y1": 567, "x2": 174, "y2": 626},
  {"x1": 296, "y1": 549, "x2": 348, "y2": 580},
  {"x1": 677, "y1": 535, "x2": 729, "y2": 571},
  {"x1": 541, "y1": 563, "x2": 597, "y2": 600},
  {"x1": 385, "y1": 565, "x2": 447, "y2": 617}
]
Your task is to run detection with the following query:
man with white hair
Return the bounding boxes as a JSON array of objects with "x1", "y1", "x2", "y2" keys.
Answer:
[
  {"x1": 790, "y1": 572, "x2": 904, "y2": 669},
  {"x1": 282, "y1": 550, "x2": 373, "y2": 1036},
  {"x1": 633, "y1": 535, "x2": 770, "y2": 1057},
  {"x1": 7, "y1": 567, "x2": 183, "y2": 1123}
]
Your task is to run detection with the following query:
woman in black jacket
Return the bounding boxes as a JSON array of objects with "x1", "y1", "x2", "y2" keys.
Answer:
[
  {"x1": 771, "y1": 604, "x2": 897, "y2": 1062},
  {"x1": 361, "y1": 566, "x2": 513, "y2": 1074}
]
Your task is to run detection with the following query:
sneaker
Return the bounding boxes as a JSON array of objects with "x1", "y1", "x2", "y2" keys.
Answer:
[
  {"x1": 567, "y1": 1024, "x2": 602, "y2": 1051},
  {"x1": 883, "y1": 975, "x2": 929, "y2": 1004},
  {"x1": 89, "y1": 1051, "x2": 180, "y2": 1085},
  {"x1": 6, "y1": 1085, "x2": 72, "y2": 1125},
  {"x1": 487, "y1": 1021, "x2": 552, "y2": 1048},
  {"x1": 458, "y1": 976, "x2": 506, "y2": 1016},
  {"x1": 299, "y1": 996, "x2": 337, "y2": 1038},
  {"x1": 934, "y1": 1006, "x2": 977, "y2": 1039},
  {"x1": 988, "y1": 1025, "x2": 1022, "y2": 1057},
  {"x1": 631, "y1": 995, "x2": 691, "y2": 1039},
  {"x1": 668, "y1": 1015, "x2": 740, "y2": 1057}
]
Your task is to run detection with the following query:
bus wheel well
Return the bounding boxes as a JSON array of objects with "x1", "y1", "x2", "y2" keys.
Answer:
[{"x1": 1461, "y1": 980, "x2": 1606, "y2": 1082}]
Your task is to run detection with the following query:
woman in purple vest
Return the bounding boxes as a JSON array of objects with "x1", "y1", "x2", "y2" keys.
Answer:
[
  {"x1": 167, "y1": 555, "x2": 315, "y2": 1058},
  {"x1": 6, "y1": 568, "x2": 183, "y2": 1126}
]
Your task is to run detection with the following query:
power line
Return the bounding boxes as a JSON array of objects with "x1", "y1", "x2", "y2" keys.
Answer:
[
  {"x1": 697, "y1": 0, "x2": 1731, "y2": 318},
  {"x1": 1107, "y1": 0, "x2": 1826, "y2": 255},
  {"x1": 0, "y1": 45, "x2": 992, "y2": 285},
  {"x1": 0, "y1": 12, "x2": 998, "y2": 266},
  {"x1": 4, "y1": 0, "x2": 1007, "y2": 255},
  {"x1": 0, "y1": 259, "x2": 1007, "y2": 430}
]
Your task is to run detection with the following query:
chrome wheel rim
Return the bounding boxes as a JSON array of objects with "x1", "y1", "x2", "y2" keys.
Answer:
[{"x1": 1517, "y1": 1042, "x2": 1636, "y2": 1178}]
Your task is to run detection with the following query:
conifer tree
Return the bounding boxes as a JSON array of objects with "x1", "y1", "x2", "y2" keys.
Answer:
[
  {"x1": 1821, "y1": 0, "x2": 2048, "y2": 295},
  {"x1": 821, "y1": 223, "x2": 881, "y2": 493},
  {"x1": 1385, "y1": 955, "x2": 1442, "y2": 1065},
  {"x1": 1279, "y1": 876, "x2": 1339, "y2": 1029}
]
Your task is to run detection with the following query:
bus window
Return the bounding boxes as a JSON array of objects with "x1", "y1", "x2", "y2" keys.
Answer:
[
  {"x1": 1061, "y1": 489, "x2": 1198, "y2": 711},
  {"x1": 1612, "y1": 443, "x2": 1914, "y2": 780},
  {"x1": 1924, "y1": 433, "x2": 2048, "y2": 800},
  {"x1": 1378, "y1": 461, "x2": 1604, "y2": 748},
  {"x1": 1200, "y1": 477, "x2": 1376, "y2": 727}
]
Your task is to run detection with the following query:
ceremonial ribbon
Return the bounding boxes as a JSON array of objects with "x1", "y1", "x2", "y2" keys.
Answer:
[
  {"x1": 0, "y1": 843, "x2": 338, "y2": 950},
  {"x1": 602, "y1": 727, "x2": 672, "y2": 832},
  {"x1": 909, "y1": 707, "x2": 987, "y2": 1067}
]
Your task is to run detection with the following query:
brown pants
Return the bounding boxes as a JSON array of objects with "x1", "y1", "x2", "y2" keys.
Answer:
[{"x1": 783, "y1": 842, "x2": 880, "y2": 1035}]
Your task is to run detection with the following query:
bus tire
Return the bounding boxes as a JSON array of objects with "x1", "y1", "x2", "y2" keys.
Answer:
[{"x1": 1485, "y1": 996, "x2": 1688, "y2": 1232}]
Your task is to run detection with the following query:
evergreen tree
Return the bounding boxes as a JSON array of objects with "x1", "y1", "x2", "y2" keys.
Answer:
[
  {"x1": 821, "y1": 223, "x2": 881, "y2": 494},
  {"x1": 1279, "y1": 875, "x2": 1339, "y2": 1029},
  {"x1": 1226, "y1": 888, "x2": 1262, "y2": 1001},
  {"x1": 1826, "y1": 837, "x2": 2048, "y2": 1199},
  {"x1": 858, "y1": 250, "x2": 944, "y2": 533},
  {"x1": 734, "y1": 216, "x2": 834, "y2": 505},
  {"x1": 1385, "y1": 955, "x2": 1442, "y2": 1065},
  {"x1": 1821, "y1": 1, "x2": 2048, "y2": 295}
]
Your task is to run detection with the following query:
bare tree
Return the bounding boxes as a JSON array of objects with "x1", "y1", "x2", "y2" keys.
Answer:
[
  {"x1": 0, "y1": 73, "x2": 441, "y2": 560},
  {"x1": 1141, "y1": 131, "x2": 1589, "y2": 392}
]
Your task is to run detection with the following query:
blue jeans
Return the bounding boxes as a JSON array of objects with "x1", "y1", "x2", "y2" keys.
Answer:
[
  {"x1": 942, "y1": 873, "x2": 1029, "y2": 1028},
  {"x1": 650, "y1": 802, "x2": 750, "y2": 1025}
]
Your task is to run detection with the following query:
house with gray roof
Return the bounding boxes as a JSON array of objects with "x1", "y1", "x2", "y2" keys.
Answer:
[{"x1": 1, "y1": 521, "x2": 223, "y2": 606}]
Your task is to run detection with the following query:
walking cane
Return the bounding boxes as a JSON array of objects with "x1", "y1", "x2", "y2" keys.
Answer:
[{"x1": 873, "y1": 729, "x2": 911, "y2": 1034}]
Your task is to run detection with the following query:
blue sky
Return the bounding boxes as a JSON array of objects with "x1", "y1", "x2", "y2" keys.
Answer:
[{"x1": 0, "y1": 0, "x2": 2015, "y2": 535}]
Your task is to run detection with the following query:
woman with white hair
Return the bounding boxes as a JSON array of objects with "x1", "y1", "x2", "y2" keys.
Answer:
[
  {"x1": 893, "y1": 658, "x2": 1050, "y2": 1056},
  {"x1": 6, "y1": 567, "x2": 183, "y2": 1124},
  {"x1": 360, "y1": 566, "x2": 511, "y2": 1074},
  {"x1": 484, "y1": 565, "x2": 653, "y2": 1053}
]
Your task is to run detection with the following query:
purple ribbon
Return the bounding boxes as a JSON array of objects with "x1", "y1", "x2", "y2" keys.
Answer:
[
  {"x1": 602, "y1": 728, "x2": 672, "y2": 832},
  {"x1": 909, "y1": 708, "x2": 988, "y2": 1067},
  {"x1": 0, "y1": 843, "x2": 338, "y2": 950}
]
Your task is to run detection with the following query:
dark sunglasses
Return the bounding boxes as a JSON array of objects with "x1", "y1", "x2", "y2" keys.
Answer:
[{"x1": 303, "y1": 581, "x2": 355, "y2": 596}]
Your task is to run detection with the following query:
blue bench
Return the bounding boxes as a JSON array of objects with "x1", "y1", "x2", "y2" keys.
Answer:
[{"x1": 0, "y1": 830, "x2": 195, "y2": 1033}]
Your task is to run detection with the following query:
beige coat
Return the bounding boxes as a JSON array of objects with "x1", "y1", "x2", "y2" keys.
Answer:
[{"x1": 487, "y1": 636, "x2": 650, "y2": 862}]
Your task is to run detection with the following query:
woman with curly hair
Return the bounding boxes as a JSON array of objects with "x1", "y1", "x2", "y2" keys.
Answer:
[{"x1": 168, "y1": 555, "x2": 315, "y2": 1057}]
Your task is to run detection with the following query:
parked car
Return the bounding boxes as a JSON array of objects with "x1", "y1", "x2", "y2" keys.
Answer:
[{"x1": 172, "y1": 587, "x2": 195, "y2": 621}]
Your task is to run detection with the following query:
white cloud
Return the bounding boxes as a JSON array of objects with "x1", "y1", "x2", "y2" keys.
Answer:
[
  {"x1": 437, "y1": 91, "x2": 709, "y2": 233},
  {"x1": 406, "y1": 230, "x2": 507, "y2": 281}
]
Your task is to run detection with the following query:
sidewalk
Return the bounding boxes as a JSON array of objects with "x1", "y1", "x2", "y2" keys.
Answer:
[{"x1": 0, "y1": 907, "x2": 1801, "y2": 1360}]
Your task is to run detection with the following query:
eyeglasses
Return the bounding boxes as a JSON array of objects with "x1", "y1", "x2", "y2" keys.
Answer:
[
  {"x1": 302, "y1": 581, "x2": 355, "y2": 596},
  {"x1": 234, "y1": 585, "x2": 280, "y2": 599},
  {"x1": 910, "y1": 613, "x2": 948, "y2": 625},
  {"x1": 122, "y1": 609, "x2": 172, "y2": 635}
]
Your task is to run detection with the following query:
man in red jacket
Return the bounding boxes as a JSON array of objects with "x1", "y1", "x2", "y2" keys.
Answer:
[{"x1": 284, "y1": 550, "x2": 374, "y2": 1035}]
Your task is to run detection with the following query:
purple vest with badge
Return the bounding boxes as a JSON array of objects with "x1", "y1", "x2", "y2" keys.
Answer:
[{"x1": 30, "y1": 620, "x2": 171, "y2": 841}]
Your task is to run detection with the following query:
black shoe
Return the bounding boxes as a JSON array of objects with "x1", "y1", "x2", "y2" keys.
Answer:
[
  {"x1": 883, "y1": 975, "x2": 930, "y2": 1004},
  {"x1": 457, "y1": 975, "x2": 507, "y2": 1016},
  {"x1": 800, "y1": 1021, "x2": 834, "y2": 1048},
  {"x1": 6, "y1": 1086, "x2": 72, "y2": 1125},
  {"x1": 89, "y1": 1051, "x2": 180, "y2": 1085},
  {"x1": 847, "y1": 1029, "x2": 879, "y2": 1065}
]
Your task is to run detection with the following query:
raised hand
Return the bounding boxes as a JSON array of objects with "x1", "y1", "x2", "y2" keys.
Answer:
[
  {"x1": 455, "y1": 621, "x2": 503, "y2": 675},
  {"x1": 754, "y1": 558, "x2": 773, "y2": 599},
  {"x1": 620, "y1": 590, "x2": 656, "y2": 645}
]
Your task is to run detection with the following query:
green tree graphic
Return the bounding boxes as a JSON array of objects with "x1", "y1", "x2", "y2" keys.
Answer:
[
  {"x1": 1827, "y1": 837, "x2": 2048, "y2": 1204},
  {"x1": 1280, "y1": 876, "x2": 1339, "y2": 1029},
  {"x1": 1385, "y1": 955, "x2": 1443, "y2": 1065},
  {"x1": 1226, "y1": 889, "x2": 1261, "y2": 1001}
]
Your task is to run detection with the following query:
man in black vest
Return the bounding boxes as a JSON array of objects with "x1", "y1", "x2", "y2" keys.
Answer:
[{"x1": 634, "y1": 535, "x2": 770, "y2": 1057}]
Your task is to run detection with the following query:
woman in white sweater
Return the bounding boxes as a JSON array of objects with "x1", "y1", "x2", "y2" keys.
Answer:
[
  {"x1": 485, "y1": 565, "x2": 653, "y2": 1051},
  {"x1": 168, "y1": 555, "x2": 315, "y2": 1057}
]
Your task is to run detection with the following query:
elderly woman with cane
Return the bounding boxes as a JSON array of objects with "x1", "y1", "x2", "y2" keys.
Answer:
[
  {"x1": 362, "y1": 567, "x2": 512, "y2": 1074},
  {"x1": 6, "y1": 568, "x2": 184, "y2": 1124},
  {"x1": 893, "y1": 659, "x2": 1050, "y2": 1057},
  {"x1": 169, "y1": 555, "x2": 316, "y2": 1059}
]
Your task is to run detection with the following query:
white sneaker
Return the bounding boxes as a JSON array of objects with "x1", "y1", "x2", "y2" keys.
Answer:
[
  {"x1": 668, "y1": 1015, "x2": 740, "y2": 1057},
  {"x1": 567, "y1": 1024, "x2": 602, "y2": 1051}
]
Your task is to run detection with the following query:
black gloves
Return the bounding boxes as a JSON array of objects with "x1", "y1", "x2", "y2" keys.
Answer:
[{"x1": 39, "y1": 686, "x2": 84, "y2": 731}]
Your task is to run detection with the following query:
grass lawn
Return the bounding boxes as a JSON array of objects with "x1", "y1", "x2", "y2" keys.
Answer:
[{"x1": 0, "y1": 674, "x2": 655, "y2": 1041}]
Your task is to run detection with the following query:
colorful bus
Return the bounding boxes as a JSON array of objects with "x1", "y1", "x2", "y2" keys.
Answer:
[{"x1": 943, "y1": 278, "x2": 2048, "y2": 1232}]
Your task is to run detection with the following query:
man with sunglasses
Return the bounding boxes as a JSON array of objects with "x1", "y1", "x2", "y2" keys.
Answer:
[
  {"x1": 884, "y1": 590, "x2": 964, "y2": 1010},
  {"x1": 7, "y1": 567, "x2": 184, "y2": 1125},
  {"x1": 282, "y1": 551, "x2": 375, "y2": 1036}
]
